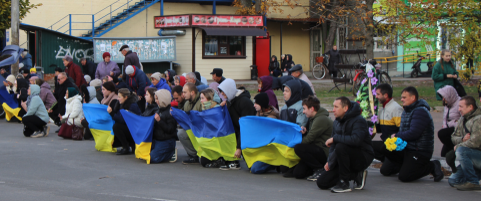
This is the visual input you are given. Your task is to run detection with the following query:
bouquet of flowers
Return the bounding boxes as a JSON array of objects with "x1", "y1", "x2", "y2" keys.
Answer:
[
  {"x1": 384, "y1": 137, "x2": 407, "y2": 152},
  {"x1": 355, "y1": 62, "x2": 378, "y2": 137}
]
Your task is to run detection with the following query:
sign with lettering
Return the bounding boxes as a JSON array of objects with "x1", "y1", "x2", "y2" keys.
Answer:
[
  {"x1": 154, "y1": 15, "x2": 190, "y2": 28},
  {"x1": 191, "y1": 15, "x2": 264, "y2": 27}
]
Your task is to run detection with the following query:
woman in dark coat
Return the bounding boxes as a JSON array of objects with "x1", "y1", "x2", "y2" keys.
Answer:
[
  {"x1": 151, "y1": 89, "x2": 177, "y2": 163},
  {"x1": 108, "y1": 88, "x2": 142, "y2": 155},
  {"x1": 324, "y1": 45, "x2": 342, "y2": 78}
]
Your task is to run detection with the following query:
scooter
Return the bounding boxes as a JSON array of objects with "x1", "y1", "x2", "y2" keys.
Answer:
[{"x1": 411, "y1": 51, "x2": 434, "y2": 78}]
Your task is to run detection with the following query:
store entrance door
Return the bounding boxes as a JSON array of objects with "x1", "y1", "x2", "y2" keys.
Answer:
[{"x1": 310, "y1": 29, "x2": 322, "y2": 71}]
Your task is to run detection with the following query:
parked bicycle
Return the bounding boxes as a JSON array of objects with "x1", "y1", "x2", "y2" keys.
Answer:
[
  {"x1": 352, "y1": 60, "x2": 392, "y2": 96},
  {"x1": 312, "y1": 55, "x2": 329, "y2": 79}
]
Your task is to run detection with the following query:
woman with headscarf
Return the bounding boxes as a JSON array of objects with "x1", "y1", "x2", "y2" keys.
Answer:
[
  {"x1": 21, "y1": 84, "x2": 50, "y2": 138},
  {"x1": 95, "y1": 52, "x2": 120, "y2": 79},
  {"x1": 59, "y1": 87, "x2": 84, "y2": 128},
  {"x1": 109, "y1": 88, "x2": 142, "y2": 155},
  {"x1": 3, "y1": 75, "x2": 16, "y2": 94},
  {"x1": 280, "y1": 79, "x2": 307, "y2": 126},
  {"x1": 101, "y1": 82, "x2": 118, "y2": 106},
  {"x1": 208, "y1": 82, "x2": 226, "y2": 102},
  {"x1": 35, "y1": 79, "x2": 57, "y2": 111},
  {"x1": 257, "y1": 76, "x2": 279, "y2": 110},
  {"x1": 269, "y1": 55, "x2": 281, "y2": 77},
  {"x1": 174, "y1": 75, "x2": 186, "y2": 87},
  {"x1": 324, "y1": 45, "x2": 341, "y2": 78},
  {"x1": 164, "y1": 69, "x2": 176, "y2": 87},
  {"x1": 151, "y1": 89, "x2": 177, "y2": 163}
]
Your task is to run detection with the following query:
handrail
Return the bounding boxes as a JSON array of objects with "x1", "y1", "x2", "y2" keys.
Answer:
[
  {"x1": 49, "y1": 14, "x2": 69, "y2": 30},
  {"x1": 95, "y1": 0, "x2": 137, "y2": 24}
]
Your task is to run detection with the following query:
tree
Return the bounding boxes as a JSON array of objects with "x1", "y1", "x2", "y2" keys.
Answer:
[{"x1": 0, "y1": 0, "x2": 41, "y2": 37}]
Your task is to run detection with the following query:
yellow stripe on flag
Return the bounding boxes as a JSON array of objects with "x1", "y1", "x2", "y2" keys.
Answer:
[
  {"x1": 135, "y1": 142, "x2": 152, "y2": 164},
  {"x1": 186, "y1": 129, "x2": 238, "y2": 161},
  {"x1": 242, "y1": 143, "x2": 300, "y2": 168},
  {"x1": 2, "y1": 102, "x2": 22, "y2": 121},
  {"x1": 90, "y1": 129, "x2": 116, "y2": 153}
]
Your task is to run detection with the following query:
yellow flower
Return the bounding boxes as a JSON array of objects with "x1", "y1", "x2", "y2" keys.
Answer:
[{"x1": 390, "y1": 144, "x2": 397, "y2": 150}]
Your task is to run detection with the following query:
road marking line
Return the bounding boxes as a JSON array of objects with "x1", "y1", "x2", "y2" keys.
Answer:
[{"x1": 97, "y1": 193, "x2": 177, "y2": 201}]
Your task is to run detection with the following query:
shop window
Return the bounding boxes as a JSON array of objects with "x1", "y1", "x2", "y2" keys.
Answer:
[{"x1": 203, "y1": 34, "x2": 246, "y2": 58}]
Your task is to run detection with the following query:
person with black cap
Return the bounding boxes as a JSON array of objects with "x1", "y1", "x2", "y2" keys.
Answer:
[
  {"x1": 19, "y1": 65, "x2": 31, "y2": 80},
  {"x1": 290, "y1": 64, "x2": 315, "y2": 96},
  {"x1": 210, "y1": 68, "x2": 225, "y2": 84},
  {"x1": 120, "y1": 45, "x2": 141, "y2": 81},
  {"x1": 254, "y1": 92, "x2": 279, "y2": 119}
]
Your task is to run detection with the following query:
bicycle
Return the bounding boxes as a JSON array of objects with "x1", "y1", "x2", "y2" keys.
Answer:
[
  {"x1": 352, "y1": 61, "x2": 392, "y2": 96},
  {"x1": 312, "y1": 55, "x2": 329, "y2": 79}
]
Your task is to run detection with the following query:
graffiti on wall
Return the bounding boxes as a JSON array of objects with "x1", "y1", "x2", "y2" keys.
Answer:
[{"x1": 55, "y1": 46, "x2": 94, "y2": 62}]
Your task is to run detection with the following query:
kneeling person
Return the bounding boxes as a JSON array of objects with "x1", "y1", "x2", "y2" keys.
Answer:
[
  {"x1": 294, "y1": 96, "x2": 332, "y2": 181},
  {"x1": 317, "y1": 97, "x2": 374, "y2": 193}
]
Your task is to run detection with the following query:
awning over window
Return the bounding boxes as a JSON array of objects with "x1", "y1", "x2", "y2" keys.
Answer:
[{"x1": 200, "y1": 27, "x2": 266, "y2": 36}]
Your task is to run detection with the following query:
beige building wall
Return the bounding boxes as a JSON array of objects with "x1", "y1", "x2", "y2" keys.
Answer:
[
  {"x1": 267, "y1": 0, "x2": 309, "y2": 19},
  {"x1": 266, "y1": 21, "x2": 311, "y2": 71}
]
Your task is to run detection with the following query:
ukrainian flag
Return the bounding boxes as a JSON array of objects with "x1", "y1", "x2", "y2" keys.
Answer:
[
  {"x1": 82, "y1": 104, "x2": 116, "y2": 153},
  {"x1": 0, "y1": 89, "x2": 21, "y2": 121},
  {"x1": 240, "y1": 116, "x2": 302, "y2": 168},
  {"x1": 171, "y1": 106, "x2": 238, "y2": 161},
  {"x1": 120, "y1": 110, "x2": 155, "y2": 164}
]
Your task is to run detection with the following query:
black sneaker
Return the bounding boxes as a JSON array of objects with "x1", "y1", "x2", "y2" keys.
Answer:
[
  {"x1": 307, "y1": 169, "x2": 325, "y2": 181},
  {"x1": 116, "y1": 148, "x2": 130, "y2": 155},
  {"x1": 55, "y1": 128, "x2": 60, "y2": 133},
  {"x1": 219, "y1": 161, "x2": 241, "y2": 170},
  {"x1": 432, "y1": 160, "x2": 444, "y2": 182},
  {"x1": 331, "y1": 180, "x2": 352, "y2": 193},
  {"x1": 354, "y1": 170, "x2": 368, "y2": 190},
  {"x1": 182, "y1": 156, "x2": 200, "y2": 165}
]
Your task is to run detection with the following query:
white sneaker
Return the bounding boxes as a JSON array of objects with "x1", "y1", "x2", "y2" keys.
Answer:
[{"x1": 30, "y1": 131, "x2": 44, "y2": 138}]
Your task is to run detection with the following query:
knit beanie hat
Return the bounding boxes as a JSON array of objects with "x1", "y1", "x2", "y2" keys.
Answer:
[
  {"x1": 125, "y1": 65, "x2": 135, "y2": 75},
  {"x1": 155, "y1": 89, "x2": 172, "y2": 108},
  {"x1": 67, "y1": 87, "x2": 79, "y2": 97},
  {"x1": 254, "y1": 92, "x2": 270, "y2": 109},
  {"x1": 30, "y1": 67, "x2": 37, "y2": 73},
  {"x1": 150, "y1": 72, "x2": 161, "y2": 81},
  {"x1": 102, "y1": 52, "x2": 111, "y2": 59}
]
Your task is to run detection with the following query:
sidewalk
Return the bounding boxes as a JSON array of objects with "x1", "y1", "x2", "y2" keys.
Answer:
[{"x1": 234, "y1": 76, "x2": 433, "y2": 85}]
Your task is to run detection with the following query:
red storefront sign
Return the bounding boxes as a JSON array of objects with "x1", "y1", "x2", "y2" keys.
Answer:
[
  {"x1": 191, "y1": 15, "x2": 263, "y2": 27},
  {"x1": 154, "y1": 15, "x2": 190, "y2": 28}
]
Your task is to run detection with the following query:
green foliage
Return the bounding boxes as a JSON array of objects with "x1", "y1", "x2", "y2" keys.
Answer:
[{"x1": 0, "y1": 0, "x2": 42, "y2": 37}]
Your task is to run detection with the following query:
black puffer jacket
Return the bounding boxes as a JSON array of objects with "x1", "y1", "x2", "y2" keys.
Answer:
[
  {"x1": 328, "y1": 101, "x2": 374, "y2": 169},
  {"x1": 112, "y1": 95, "x2": 141, "y2": 125},
  {"x1": 283, "y1": 54, "x2": 295, "y2": 72},
  {"x1": 272, "y1": 76, "x2": 314, "y2": 99},
  {"x1": 143, "y1": 102, "x2": 159, "y2": 116},
  {"x1": 396, "y1": 99, "x2": 434, "y2": 157},
  {"x1": 153, "y1": 105, "x2": 178, "y2": 141}
]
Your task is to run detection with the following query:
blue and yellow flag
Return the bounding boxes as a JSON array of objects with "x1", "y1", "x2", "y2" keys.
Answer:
[
  {"x1": 82, "y1": 104, "x2": 116, "y2": 153},
  {"x1": 120, "y1": 110, "x2": 155, "y2": 164},
  {"x1": 240, "y1": 116, "x2": 302, "y2": 168},
  {"x1": 0, "y1": 89, "x2": 21, "y2": 121},
  {"x1": 171, "y1": 106, "x2": 238, "y2": 161}
]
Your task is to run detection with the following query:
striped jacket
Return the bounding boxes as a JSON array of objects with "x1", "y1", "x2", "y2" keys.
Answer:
[{"x1": 379, "y1": 99, "x2": 403, "y2": 141}]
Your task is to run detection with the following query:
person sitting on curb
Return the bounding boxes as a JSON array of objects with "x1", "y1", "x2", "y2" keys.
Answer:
[
  {"x1": 317, "y1": 97, "x2": 373, "y2": 193},
  {"x1": 380, "y1": 87, "x2": 443, "y2": 183},
  {"x1": 448, "y1": 96, "x2": 481, "y2": 191}
]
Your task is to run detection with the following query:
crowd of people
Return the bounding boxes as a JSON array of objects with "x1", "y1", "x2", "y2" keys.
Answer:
[{"x1": 1, "y1": 46, "x2": 480, "y2": 193}]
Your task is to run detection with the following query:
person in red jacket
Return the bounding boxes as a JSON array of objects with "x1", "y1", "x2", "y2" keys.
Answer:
[{"x1": 63, "y1": 55, "x2": 87, "y2": 88}]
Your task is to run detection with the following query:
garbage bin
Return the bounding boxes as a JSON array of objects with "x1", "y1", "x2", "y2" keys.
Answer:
[{"x1": 250, "y1": 65, "x2": 258, "y2": 80}]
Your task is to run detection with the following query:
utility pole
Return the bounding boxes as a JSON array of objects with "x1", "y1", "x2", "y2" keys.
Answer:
[{"x1": 11, "y1": 0, "x2": 20, "y2": 77}]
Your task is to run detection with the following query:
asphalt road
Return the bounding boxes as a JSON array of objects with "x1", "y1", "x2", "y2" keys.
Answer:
[{"x1": 0, "y1": 119, "x2": 479, "y2": 201}]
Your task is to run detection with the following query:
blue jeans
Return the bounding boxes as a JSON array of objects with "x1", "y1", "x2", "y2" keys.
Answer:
[
  {"x1": 150, "y1": 139, "x2": 176, "y2": 164},
  {"x1": 250, "y1": 161, "x2": 276, "y2": 174},
  {"x1": 448, "y1": 146, "x2": 481, "y2": 186}
]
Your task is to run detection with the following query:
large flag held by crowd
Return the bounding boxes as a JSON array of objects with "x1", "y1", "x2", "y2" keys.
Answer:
[
  {"x1": 171, "y1": 106, "x2": 238, "y2": 161},
  {"x1": 0, "y1": 76, "x2": 21, "y2": 121},
  {"x1": 82, "y1": 104, "x2": 116, "y2": 153},
  {"x1": 240, "y1": 116, "x2": 302, "y2": 168},
  {"x1": 120, "y1": 110, "x2": 155, "y2": 164}
]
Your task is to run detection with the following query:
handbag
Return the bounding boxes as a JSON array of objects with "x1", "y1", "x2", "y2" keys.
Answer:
[
  {"x1": 57, "y1": 115, "x2": 84, "y2": 140},
  {"x1": 453, "y1": 78, "x2": 467, "y2": 97}
]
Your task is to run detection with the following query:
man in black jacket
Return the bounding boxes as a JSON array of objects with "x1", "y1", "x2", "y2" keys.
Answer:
[
  {"x1": 380, "y1": 87, "x2": 443, "y2": 182},
  {"x1": 49, "y1": 72, "x2": 77, "y2": 132},
  {"x1": 218, "y1": 78, "x2": 256, "y2": 170},
  {"x1": 317, "y1": 96, "x2": 374, "y2": 193},
  {"x1": 81, "y1": 58, "x2": 97, "y2": 79}
]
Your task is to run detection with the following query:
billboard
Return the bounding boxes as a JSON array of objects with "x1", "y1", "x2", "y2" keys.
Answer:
[
  {"x1": 154, "y1": 15, "x2": 190, "y2": 28},
  {"x1": 191, "y1": 15, "x2": 264, "y2": 27}
]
